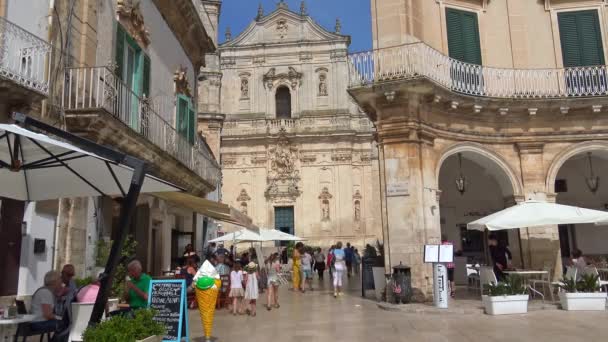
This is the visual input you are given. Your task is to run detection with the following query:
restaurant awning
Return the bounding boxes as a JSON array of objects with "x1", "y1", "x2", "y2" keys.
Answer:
[
  {"x1": 152, "y1": 191, "x2": 258, "y2": 232},
  {"x1": 0, "y1": 124, "x2": 181, "y2": 201}
]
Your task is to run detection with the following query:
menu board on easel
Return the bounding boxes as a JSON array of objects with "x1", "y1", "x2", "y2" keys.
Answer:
[
  {"x1": 424, "y1": 244, "x2": 454, "y2": 263},
  {"x1": 148, "y1": 279, "x2": 189, "y2": 342}
]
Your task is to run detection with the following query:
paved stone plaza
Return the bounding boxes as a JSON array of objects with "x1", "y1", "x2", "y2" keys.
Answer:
[{"x1": 189, "y1": 277, "x2": 608, "y2": 341}]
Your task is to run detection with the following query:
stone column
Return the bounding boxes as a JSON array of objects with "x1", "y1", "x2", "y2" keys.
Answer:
[
  {"x1": 377, "y1": 115, "x2": 439, "y2": 301},
  {"x1": 54, "y1": 198, "x2": 89, "y2": 277},
  {"x1": 516, "y1": 143, "x2": 562, "y2": 280}
]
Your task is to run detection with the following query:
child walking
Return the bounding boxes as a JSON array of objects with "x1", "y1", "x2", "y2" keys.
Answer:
[
  {"x1": 229, "y1": 263, "x2": 244, "y2": 316},
  {"x1": 244, "y1": 262, "x2": 259, "y2": 316},
  {"x1": 266, "y1": 253, "x2": 281, "y2": 310},
  {"x1": 301, "y1": 249, "x2": 313, "y2": 292}
]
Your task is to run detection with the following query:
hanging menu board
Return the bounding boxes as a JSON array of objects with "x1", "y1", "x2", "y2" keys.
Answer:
[{"x1": 148, "y1": 279, "x2": 189, "y2": 342}]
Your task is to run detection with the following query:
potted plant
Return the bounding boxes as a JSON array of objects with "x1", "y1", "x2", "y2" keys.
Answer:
[
  {"x1": 82, "y1": 309, "x2": 165, "y2": 342},
  {"x1": 482, "y1": 275, "x2": 529, "y2": 315},
  {"x1": 558, "y1": 273, "x2": 607, "y2": 311}
]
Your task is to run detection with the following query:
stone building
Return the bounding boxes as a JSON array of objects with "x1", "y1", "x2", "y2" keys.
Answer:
[
  {"x1": 199, "y1": 2, "x2": 382, "y2": 247},
  {"x1": 349, "y1": 0, "x2": 608, "y2": 299},
  {"x1": 0, "y1": 0, "x2": 227, "y2": 300}
]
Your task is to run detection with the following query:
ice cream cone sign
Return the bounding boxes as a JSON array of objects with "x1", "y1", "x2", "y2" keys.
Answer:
[{"x1": 194, "y1": 260, "x2": 221, "y2": 341}]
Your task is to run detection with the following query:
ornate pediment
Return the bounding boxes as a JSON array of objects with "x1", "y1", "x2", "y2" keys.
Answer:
[
  {"x1": 116, "y1": 0, "x2": 150, "y2": 48},
  {"x1": 219, "y1": 5, "x2": 350, "y2": 48},
  {"x1": 263, "y1": 67, "x2": 303, "y2": 90}
]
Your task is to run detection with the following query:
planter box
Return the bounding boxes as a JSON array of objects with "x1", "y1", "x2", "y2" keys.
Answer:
[
  {"x1": 372, "y1": 267, "x2": 386, "y2": 301},
  {"x1": 136, "y1": 336, "x2": 162, "y2": 342},
  {"x1": 482, "y1": 295, "x2": 529, "y2": 315},
  {"x1": 559, "y1": 292, "x2": 607, "y2": 311}
]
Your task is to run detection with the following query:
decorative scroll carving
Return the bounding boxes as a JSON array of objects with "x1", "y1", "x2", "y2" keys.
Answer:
[
  {"x1": 116, "y1": 0, "x2": 150, "y2": 48},
  {"x1": 174, "y1": 65, "x2": 192, "y2": 98},
  {"x1": 263, "y1": 67, "x2": 303, "y2": 90},
  {"x1": 318, "y1": 187, "x2": 333, "y2": 221},
  {"x1": 276, "y1": 19, "x2": 288, "y2": 39},
  {"x1": 265, "y1": 129, "x2": 301, "y2": 202}
]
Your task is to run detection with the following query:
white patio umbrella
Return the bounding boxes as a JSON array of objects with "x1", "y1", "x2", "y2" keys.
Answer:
[
  {"x1": 259, "y1": 228, "x2": 304, "y2": 241},
  {"x1": 209, "y1": 229, "x2": 263, "y2": 243},
  {"x1": 467, "y1": 200, "x2": 608, "y2": 231},
  {"x1": 0, "y1": 124, "x2": 180, "y2": 201}
]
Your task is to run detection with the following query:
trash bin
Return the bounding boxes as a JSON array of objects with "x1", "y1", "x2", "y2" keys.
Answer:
[{"x1": 391, "y1": 262, "x2": 412, "y2": 304}]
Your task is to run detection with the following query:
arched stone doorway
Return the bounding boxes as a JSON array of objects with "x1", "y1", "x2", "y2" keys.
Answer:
[
  {"x1": 437, "y1": 146, "x2": 524, "y2": 270},
  {"x1": 547, "y1": 142, "x2": 608, "y2": 269}
]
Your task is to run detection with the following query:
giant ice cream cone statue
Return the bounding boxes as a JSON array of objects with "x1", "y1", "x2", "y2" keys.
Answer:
[{"x1": 194, "y1": 260, "x2": 221, "y2": 341}]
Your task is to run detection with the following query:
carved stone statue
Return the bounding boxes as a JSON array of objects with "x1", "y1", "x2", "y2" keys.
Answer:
[
  {"x1": 322, "y1": 200, "x2": 330, "y2": 221},
  {"x1": 241, "y1": 78, "x2": 249, "y2": 98},
  {"x1": 240, "y1": 202, "x2": 248, "y2": 215},
  {"x1": 174, "y1": 65, "x2": 191, "y2": 98},
  {"x1": 318, "y1": 187, "x2": 333, "y2": 222},
  {"x1": 318, "y1": 74, "x2": 328, "y2": 96},
  {"x1": 354, "y1": 200, "x2": 361, "y2": 221}
]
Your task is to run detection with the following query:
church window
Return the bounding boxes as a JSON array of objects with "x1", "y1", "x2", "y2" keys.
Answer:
[{"x1": 275, "y1": 86, "x2": 291, "y2": 119}]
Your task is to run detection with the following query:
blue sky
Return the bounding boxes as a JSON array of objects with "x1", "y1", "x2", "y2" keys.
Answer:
[{"x1": 218, "y1": 0, "x2": 372, "y2": 52}]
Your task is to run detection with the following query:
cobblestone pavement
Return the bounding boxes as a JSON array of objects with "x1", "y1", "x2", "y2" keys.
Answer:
[{"x1": 189, "y1": 274, "x2": 608, "y2": 342}]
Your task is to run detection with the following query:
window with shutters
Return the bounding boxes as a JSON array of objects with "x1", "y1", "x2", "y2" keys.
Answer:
[
  {"x1": 558, "y1": 10, "x2": 606, "y2": 95},
  {"x1": 275, "y1": 86, "x2": 291, "y2": 119},
  {"x1": 176, "y1": 94, "x2": 195, "y2": 144},
  {"x1": 445, "y1": 8, "x2": 483, "y2": 94},
  {"x1": 115, "y1": 23, "x2": 151, "y2": 130},
  {"x1": 445, "y1": 8, "x2": 482, "y2": 65}
]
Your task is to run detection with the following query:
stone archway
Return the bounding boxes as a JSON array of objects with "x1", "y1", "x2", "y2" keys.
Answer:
[
  {"x1": 545, "y1": 141, "x2": 608, "y2": 194},
  {"x1": 435, "y1": 142, "x2": 524, "y2": 197},
  {"x1": 436, "y1": 142, "x2": 524, "y2": 268},
  {"x1": 545, "y1": 141, "x2": 608, "y2": 265}
]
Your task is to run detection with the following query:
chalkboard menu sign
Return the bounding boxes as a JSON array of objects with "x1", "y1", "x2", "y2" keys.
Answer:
[{"x1": 148, "y1": 279, "x2": 189, "y2": 342}]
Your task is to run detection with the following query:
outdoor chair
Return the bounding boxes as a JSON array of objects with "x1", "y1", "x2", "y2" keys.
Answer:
[
  {"x1": 554, "y1": 266, "x2": 577, "y2": 292},
  {"x1": 14, "y1": 300, "x2": 54, "y2": 342},
  {"x1": 529, "y1": 263, "x2": 556, "y2": 302},
  {"x1": 479, "y1": 266, "x2": 497, "y2": 297},
  {"x1": 467, "y1": 264, "x2": 480, "y2": 292},
  {"x1": 585, "y1": 266, "x2": 608, "y2": 292}
]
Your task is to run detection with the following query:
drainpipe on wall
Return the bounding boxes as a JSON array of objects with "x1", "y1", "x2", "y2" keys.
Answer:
[{"x1": 377, "y1": 140, "x2": 391, "y2": 274}]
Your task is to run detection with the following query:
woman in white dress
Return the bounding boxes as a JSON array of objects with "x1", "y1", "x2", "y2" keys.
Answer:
[{"x1": 244, "y1": 262, "x2": 259, "y2": 316}]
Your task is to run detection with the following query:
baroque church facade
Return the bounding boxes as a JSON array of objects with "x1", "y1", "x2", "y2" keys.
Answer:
[{"x1": 199, "y1": 2, "x2": 382, "y2": 247}]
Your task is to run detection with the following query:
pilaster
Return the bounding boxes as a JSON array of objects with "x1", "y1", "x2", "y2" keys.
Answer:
[{"x1": 516, "y1": 142, "x2": 562, "y2": 280}]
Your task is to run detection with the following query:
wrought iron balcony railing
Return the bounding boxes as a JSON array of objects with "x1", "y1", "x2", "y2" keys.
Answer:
[
  {"x1": 62, "y1": 66, "x2": 220, "y2": 186},
  {"x1": 348, "y1": 42, "x2": 608, "y2": 99},
  {"x1": 0, "y1": 16, "x2": 52, "y2": 96}
]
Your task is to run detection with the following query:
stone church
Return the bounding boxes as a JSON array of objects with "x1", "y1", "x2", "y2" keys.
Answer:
[{"x1": 198, "y1": 1, "x2": 382, "y2": 247}]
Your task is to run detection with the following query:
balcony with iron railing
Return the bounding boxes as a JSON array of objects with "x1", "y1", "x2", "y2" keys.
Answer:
[
  {"x1": 348, "y1": 41, "x2": 608, "y2": 99},
  {"x1": 0, "y1": 16, "x2": 52, "y2": 99},
  {"x1": 61, "y1": 66, "x2": 221, "y2": 193}
]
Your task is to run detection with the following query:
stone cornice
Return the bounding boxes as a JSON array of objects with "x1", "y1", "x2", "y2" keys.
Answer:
[
  {"x1": 198, "y1": 113, "x2": 226, "y2": 122},
  {"x1": 516, "y1": 142, "x2": 544, "y2": 155},
  {"x1": 151, "y1": 0, "x2": 215, "y2": 69}
]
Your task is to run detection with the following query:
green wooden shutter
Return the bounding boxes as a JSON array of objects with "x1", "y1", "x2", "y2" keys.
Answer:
[
  {"x1": 115, "y1": 24, "x2": 125, "y2": 80},
  {"x1": 177, "y1": 95, "x2": 189, "y2": 139},
  {"x1": 188, "y1": 106, "x2": 195, "y2": 144},
  {"x1": 446, "y1": 8, "x2": 482, "y2": 65},
  {"x1": 559, "y1": 10, "x2": 605, "y2": 67},
  {"x1": 142, "y1": 54, "x2": 151, "y2": 98}
]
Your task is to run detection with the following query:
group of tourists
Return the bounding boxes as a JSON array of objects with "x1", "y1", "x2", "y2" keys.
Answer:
[{"x1": 292, "y1": 241, "x2": 361, "y2": 298}]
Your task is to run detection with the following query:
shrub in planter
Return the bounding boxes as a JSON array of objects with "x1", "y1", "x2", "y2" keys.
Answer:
[
  {"x1": 558, "y1": 274, "x2": 607, "y2": 311},
  {"x1": 82, "y1": 309, "x2": 165, "y2": 342},
  {"x1": 482, "y1": 275, "x2": 529, "y2": 315}
]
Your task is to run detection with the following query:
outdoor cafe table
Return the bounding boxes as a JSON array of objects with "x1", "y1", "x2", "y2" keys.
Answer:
[
  {"x1": 503, "y1": 270, "x2": 549, "y2": 285},
  {"x1": 0, "y1": 314, "x2": 35, "y2": 340}
]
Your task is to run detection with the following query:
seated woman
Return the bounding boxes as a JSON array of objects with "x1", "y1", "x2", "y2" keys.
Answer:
[
  {"x1": 30, "y1": 270, "x2": 64, "y2": 333},
  {"x1": 184, "y1": 257, "x2": 197, "y2": 292}
]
